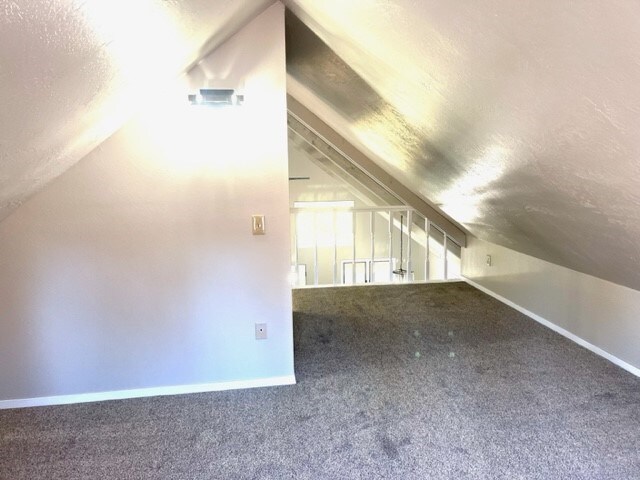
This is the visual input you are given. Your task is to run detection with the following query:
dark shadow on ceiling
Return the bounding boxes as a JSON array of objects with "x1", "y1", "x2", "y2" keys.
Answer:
[{"x1": 284, "y1": 9, "x2": 462, "y2": 190}]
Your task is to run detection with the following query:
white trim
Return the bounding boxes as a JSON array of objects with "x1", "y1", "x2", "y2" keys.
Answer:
[
  {"x1": 463, "y1": 277, "x2": 640, "y2": 378},
  {"x1": 0, "y1": 375, "x2": 296, "y2": 410},
  {"x1": 293, "y1": 278, "x2": 464, "y2": 290}
]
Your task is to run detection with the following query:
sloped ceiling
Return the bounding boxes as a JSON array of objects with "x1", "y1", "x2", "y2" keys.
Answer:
[
  {"x1": 0, "y1": 0, "x2": 272, "y2": 221},
  {"x1": 284, "y1": 1, "x2": 640, "y2": 290},
  {"x1": 2, "y1": 1, "x2": 640, "y2": 291}
]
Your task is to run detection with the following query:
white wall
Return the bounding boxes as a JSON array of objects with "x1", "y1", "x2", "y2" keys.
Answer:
[
  {"x1": 0, "y1": 3, "x2": 294, "y2": 405},
  {"x1": 463, "y1": 236, "x2": 640, "y2": 375}
]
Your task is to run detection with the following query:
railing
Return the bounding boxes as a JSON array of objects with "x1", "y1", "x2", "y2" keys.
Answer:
[{"x1": 290, "y1": 206, "x2": 461, "y2": 287}]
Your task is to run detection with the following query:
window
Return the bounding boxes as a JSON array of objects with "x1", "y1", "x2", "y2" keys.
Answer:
[{"x1": 293, "y1": 200, "x2": 355, "y2": 248}]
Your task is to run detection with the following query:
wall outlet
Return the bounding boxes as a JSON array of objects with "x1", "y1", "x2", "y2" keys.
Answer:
[
  {"x1": 255, "y1": 323, "x2": 267, "y2": 340},
  {"x1": 486, "y1": 255, "x2": 492, "y2": 266}
]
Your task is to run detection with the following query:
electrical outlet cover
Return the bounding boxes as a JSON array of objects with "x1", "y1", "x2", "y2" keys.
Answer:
[{"x1": 255, "y1": 323, "x2": 267, "y2": 340}]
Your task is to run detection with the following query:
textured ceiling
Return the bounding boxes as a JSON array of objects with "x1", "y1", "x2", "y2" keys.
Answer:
[
  {"x1": 0, "y1": 0, "x2": 272, "y2": 221},
  {"x1": 2, "y1": 0, "x2": 640, "y2": 290},
  {"x1": 284, "y1": 1, "x2": 640, "y2": 290}
]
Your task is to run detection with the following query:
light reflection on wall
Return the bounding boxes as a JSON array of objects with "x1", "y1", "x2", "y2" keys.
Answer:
[
  {"x1": 80, "y1": 0, "x2": 189, "y2": 82},
  {"x1": 59, "y1": 1, "x2": 192, "y2": 177},
  {"x1": 133, "y1": 88, "x2": 248, "y2": 177},
  {"x1": 438, "y1": 145, "x2": 508, "y2": 223},
  {"x1": 352, "y1": 105, "x2": 415, "y2": 172}
]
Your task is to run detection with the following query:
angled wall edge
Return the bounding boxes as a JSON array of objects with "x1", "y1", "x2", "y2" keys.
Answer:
[{"x1": 463, "y1": 278, "x2": 639, "y2": 378}]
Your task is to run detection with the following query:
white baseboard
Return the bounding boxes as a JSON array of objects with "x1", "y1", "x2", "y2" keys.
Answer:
[
  {"x1": 463, "y1": 277, "x2": 640, "y2": 378},
  {"x1": 0, "y1": 375, "x2": 297, "y2": 410},
  {"x1": 293, "y1": 278, "x2": 464, "y2": 290}
]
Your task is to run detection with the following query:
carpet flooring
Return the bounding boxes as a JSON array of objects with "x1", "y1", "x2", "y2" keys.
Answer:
[{"x1": 1, "y1": 282, "x2": 639, "y2": 479}]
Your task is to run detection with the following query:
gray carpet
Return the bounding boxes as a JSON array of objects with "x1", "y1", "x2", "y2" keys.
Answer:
[{"x1": 1, "y1": 282, "x2": 639, "y2": 479}]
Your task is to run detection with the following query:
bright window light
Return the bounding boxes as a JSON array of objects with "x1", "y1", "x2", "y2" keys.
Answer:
[
  {"x1": 294, "y1": 200, "x2": 354, "y2": 209},
  {"x1": 294, "y1": 201, "x2": 355, "y2": 248}
]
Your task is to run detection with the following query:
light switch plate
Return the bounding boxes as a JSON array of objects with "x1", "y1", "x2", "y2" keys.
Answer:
[{"x1": 252, "y1": 215, "x2": 265, "y2": 235}]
